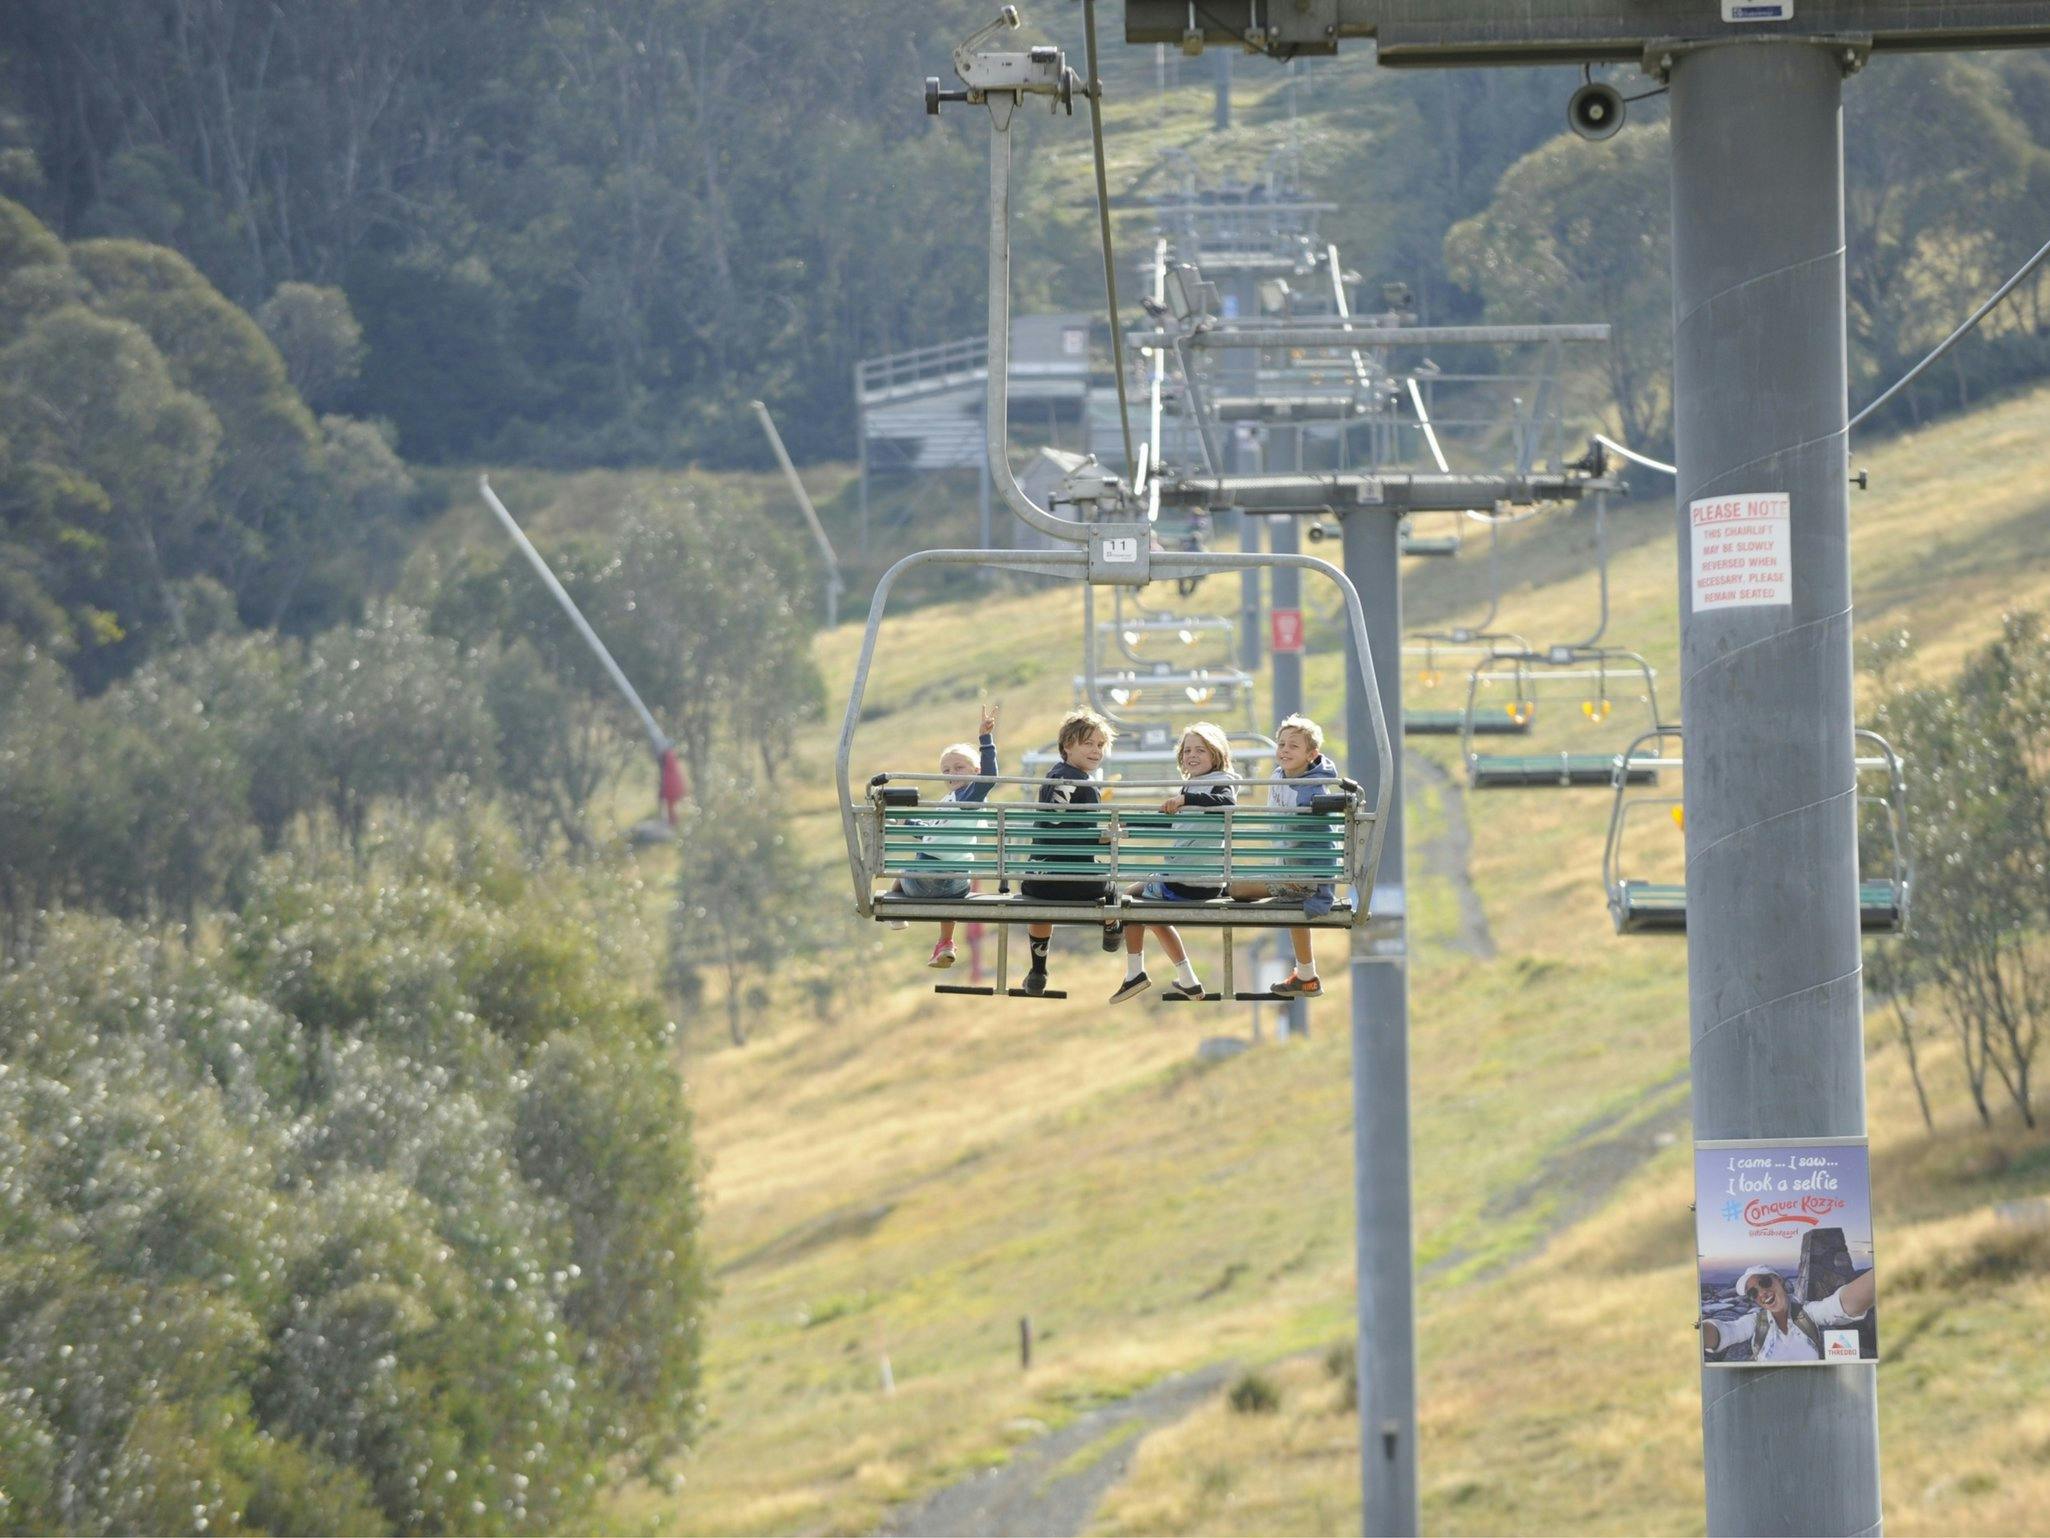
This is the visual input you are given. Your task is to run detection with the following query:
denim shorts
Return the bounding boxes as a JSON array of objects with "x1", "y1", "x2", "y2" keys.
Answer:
[
  {"x1": 1137, "y1": 876, "x2": 1222, "y2": 902},
  {"x1": 899, "y1": 872, "x2": 971, "y2": 899}
]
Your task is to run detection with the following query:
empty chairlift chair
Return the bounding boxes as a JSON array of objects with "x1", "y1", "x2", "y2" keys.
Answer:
[
  {"x1": 1601, "y1": 726, "x2": 1911, "y2": 935},
  {"x1": 1403, "y1": 634, "x2": 1533, "y2": 737},
  {"x1": 1404, "y1": 513, "x2": 1531, "y2": 737},
  {"x1": 1399, "y1": 513, "x2": 1462, "y2": 558},
  {"x1": 1461, "y1": 644, "x2": 1663, "y2": 788},
  {"x1": 1101, "y1": 586, "x2": 1238, "y2": 669}
]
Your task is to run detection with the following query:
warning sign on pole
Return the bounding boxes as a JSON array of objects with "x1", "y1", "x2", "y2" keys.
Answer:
[
  {"x1": 1270, "y1": 607, "x2": 1305, "y2": 654},
  {"x1": 1690, "y1": 493, "x2": 1791, "y2": 612}
]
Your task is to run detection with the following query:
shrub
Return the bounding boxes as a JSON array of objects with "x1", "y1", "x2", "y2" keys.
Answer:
[{"x1": 1227, "y1": 1370, "x2": 1281, "y2": 1415}]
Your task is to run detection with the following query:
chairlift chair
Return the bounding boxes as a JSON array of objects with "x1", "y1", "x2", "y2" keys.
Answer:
[
  {"x1": 1100, "y1": 584, "x2": 1237, "y2": 667},
  {"x1": 1459, "y1": 488, "x2": 1663, "y2": 787},
  {"x1": 1404, "y1": 514, "x2": 1530, "y2": 736},
  {"x1": 1601, "y1": 727, "x2": 1911, "y2": 935},
  {"x1": 1403, "y1": 635, "x2": 1534, "y2": 736},
  {"x1": 1459, "y1": 644, "x2": 1663, "y2": 787},
  {"x1": 839, "y1": 548, "x2": 1393, "y2": 999},
  {"x1": 1399, "y1": 514, "x2": 1462, "y2": 558}
]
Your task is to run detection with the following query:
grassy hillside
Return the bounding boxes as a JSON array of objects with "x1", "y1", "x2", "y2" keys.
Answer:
[{"x1": 573, "y1": 380, "x2": 2050, "y2": 1538}]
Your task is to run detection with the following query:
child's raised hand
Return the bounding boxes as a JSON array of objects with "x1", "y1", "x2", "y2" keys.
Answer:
[
  {"x1": 1160, "y1": 794, "x2": 1185, "y2": 814},
  {"x1": 979, "y1": 703, "x2": 999, "y2": 737}
]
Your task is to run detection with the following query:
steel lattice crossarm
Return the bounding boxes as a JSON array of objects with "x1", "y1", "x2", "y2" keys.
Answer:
[
  {"x1": 1155, "y1": 470, "x2": 1614, "y2": 515},
  {"x1": 1150, "y1": 322, "x2": 1611, "y2": 350},
  {"x1": 1125, "y1": 1, "x2": 2050, "y2": 63}
]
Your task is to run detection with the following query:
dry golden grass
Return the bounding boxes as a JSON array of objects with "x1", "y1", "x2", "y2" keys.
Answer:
[{"x1": 589, "y1": 384, "x2": 2050, "y2": 1536}]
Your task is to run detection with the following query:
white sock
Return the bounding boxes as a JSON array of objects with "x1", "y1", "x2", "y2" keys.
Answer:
[
  {"x1": 1125, "y1": 952, "x2": 1146, "y2": 981},
  {"x1": 1175, "y1": 958, "x2": 1200, "y2": 989},
  {"x1": 1297, "y1": 959, "x2": 1318, "y2": 981}
]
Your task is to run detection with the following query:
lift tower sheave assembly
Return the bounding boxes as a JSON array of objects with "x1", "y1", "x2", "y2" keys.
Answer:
[{"x1": 1126, "y1": 4, "x2": 2050, "y2": 1537}]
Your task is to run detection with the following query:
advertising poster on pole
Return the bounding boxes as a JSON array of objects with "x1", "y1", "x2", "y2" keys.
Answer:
[{"x1": 1695, "y1": 1137, "x2": 1877, "y2": 1366}]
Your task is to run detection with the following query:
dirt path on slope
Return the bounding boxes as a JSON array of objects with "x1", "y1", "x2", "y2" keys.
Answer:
[
  {"x1": 877, "y1": 1365, "x2": 1234, "y2": 1538},
  {"x1": 1405, "y1": 749, "x2": 1495, "y2": 960}
]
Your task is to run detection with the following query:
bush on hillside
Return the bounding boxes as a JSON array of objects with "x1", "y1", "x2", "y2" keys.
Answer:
[
  {"x1": 0, "y1": 834, "x2": 706, "y2": 1533},
  {"x1": 1869, "y1": 615, "x2": 2050, "y2": 1130},
  {"x1": 1228, "y1": 1371, "x2": 1281, "y2": 1415}
]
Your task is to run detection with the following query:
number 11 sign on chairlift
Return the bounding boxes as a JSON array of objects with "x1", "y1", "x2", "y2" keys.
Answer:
[{"x1": 1271, "y1": 607, "x2": 1305, "y2": 655}]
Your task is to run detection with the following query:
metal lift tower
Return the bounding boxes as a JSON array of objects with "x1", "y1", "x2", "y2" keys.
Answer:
[{"x1": 1125, "y1": 4, "x2": 2050, "y2": 1535}]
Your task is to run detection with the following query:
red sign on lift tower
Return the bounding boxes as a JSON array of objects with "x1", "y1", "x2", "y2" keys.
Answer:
[{"x1": 1270, "y1": 608, "x2": 1305, "y2": 654}]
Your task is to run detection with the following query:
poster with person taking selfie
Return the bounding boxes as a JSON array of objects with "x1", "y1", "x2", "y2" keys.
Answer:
[{"x1": 1695, "y1": 1138, "x2": 1878, "y2": 1367}]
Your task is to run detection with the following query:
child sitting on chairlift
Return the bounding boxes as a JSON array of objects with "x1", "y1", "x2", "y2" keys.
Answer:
[
  {"x1": 1230, "y1": 713, "x2": 1338, "y2": 998},
  {"x1": 1114, "y1": 721, "x2": 1239, "y2": 1004},
  {"x1": 1018, "y1": 707, "x2": 1118, "y2": 997},
  {"x1": 885, "y1": 703, "x2": 999, "y2": 969}
]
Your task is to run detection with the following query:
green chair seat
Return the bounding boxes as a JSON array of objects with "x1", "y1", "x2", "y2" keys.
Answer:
[{"x1": 1470, "y1": 754, "x2": 1657, "y2": 788}]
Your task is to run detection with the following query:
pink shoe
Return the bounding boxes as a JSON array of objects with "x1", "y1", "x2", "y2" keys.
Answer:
[{"x1": 926, "y1": 940, "x2": 957, "y2": 970}]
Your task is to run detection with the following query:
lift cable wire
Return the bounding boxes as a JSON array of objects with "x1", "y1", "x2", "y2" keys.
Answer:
[
  {"x1": 1598, "y1": 229, "x2": 2050, "y2": 475},
  {"x1": 1082, "y1": 0, "x2": 1137, "y2": 478},
  {"x1": 1849, "y1": 230, "x2": 2050, "y2": 432},
  {"x1": 1594, "y1": 432, "x2": 1675, "y2": 476}
]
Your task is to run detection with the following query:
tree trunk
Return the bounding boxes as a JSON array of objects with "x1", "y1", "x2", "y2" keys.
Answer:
[{"x1": 1891, "y1": 994, "x2": 1935, "y2": 1132}]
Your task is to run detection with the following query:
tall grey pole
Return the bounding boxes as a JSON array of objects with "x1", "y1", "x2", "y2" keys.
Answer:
[
  {"x1": 1670, "y1": 43, "x2": 1880, "y2": 1538},
  {"x1": 1239, "y1": 509, "x2": 1264, "y2": 672},
  {"x1": 1342, "y1": 509, "x2": 1416, "y2": 1538},
  {"x1": 1269, "y1": 425, "x2": 1308, "y2": 1038}
]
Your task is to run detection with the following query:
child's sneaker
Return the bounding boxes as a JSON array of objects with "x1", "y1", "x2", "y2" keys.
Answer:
[
  {"x1": 1160, "y1": 978, "x2": 1206, "y2": 1001},
  {"x1": 886, "y1": 918, "x2": 909, "y2": 932},
  {"x1": 926, "y1": 940, "x2": 957, "y2": 969},
  {"x1": 1100, "y1": 922, "x2": 1124, "y2": 953},
  {"x1": 1109, "y1": 972, "x2": 1151, "y2": 1005},
  {"x1": 1022, "y1": 968, "x2": 1048, "y2": 996},
  {"x1": 1271, "y1": 972, "x2": 1322, "y2": 998}
]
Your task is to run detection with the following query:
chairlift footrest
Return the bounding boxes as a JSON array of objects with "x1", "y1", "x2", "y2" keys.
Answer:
[
  {"x1": 1160, "y1": 992, "x2": 1226, "y2": 1003},
  {"x1": 1233, "y1": 991, "x2": 1289, "y2": 1002},
  {"x1": 1004, "y1": 987, "x2": 1069, "y2": 999},
  {"x1": 934, "y1": 985, "x2": 996, "y2": 996}
]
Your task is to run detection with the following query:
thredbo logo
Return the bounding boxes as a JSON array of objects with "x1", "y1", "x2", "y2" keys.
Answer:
[
  {"x1": 1722, "y1": 0, "x2": 1793, "y2": 19},
  {"x1": 1824, "y1": 1330, "x2": 1860, "y2": 1360}
]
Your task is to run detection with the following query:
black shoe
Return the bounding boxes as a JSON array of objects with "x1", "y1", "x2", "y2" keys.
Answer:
[
  {"x1": 1109, "y1": 972, "x2": 1151, "y2": 1005},
  {"x1": 1161, "y1": 978, "x2": 1206, "y2": 1001},
  {"x1": 1022, "y1": 968, "x2": 1047, "y2": 997},
  {"x1": 1101, "y1": 922, "x2": 1124, "y2": 953}
]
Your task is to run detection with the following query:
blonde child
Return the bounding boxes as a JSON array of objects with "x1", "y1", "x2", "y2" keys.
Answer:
[
  {"x1": 1018, "y1": 708, "x2": 1116, "y2": 996},
  {"x1": 1114, "y1": 722, "x2": 1238, "y2": 1003},
  {"x1": 886, "y1": 703, "x2": 999, "y2": 968},
  {"x1": 1229, "y1": 713, "x2": 1338, "y2": 997}
]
